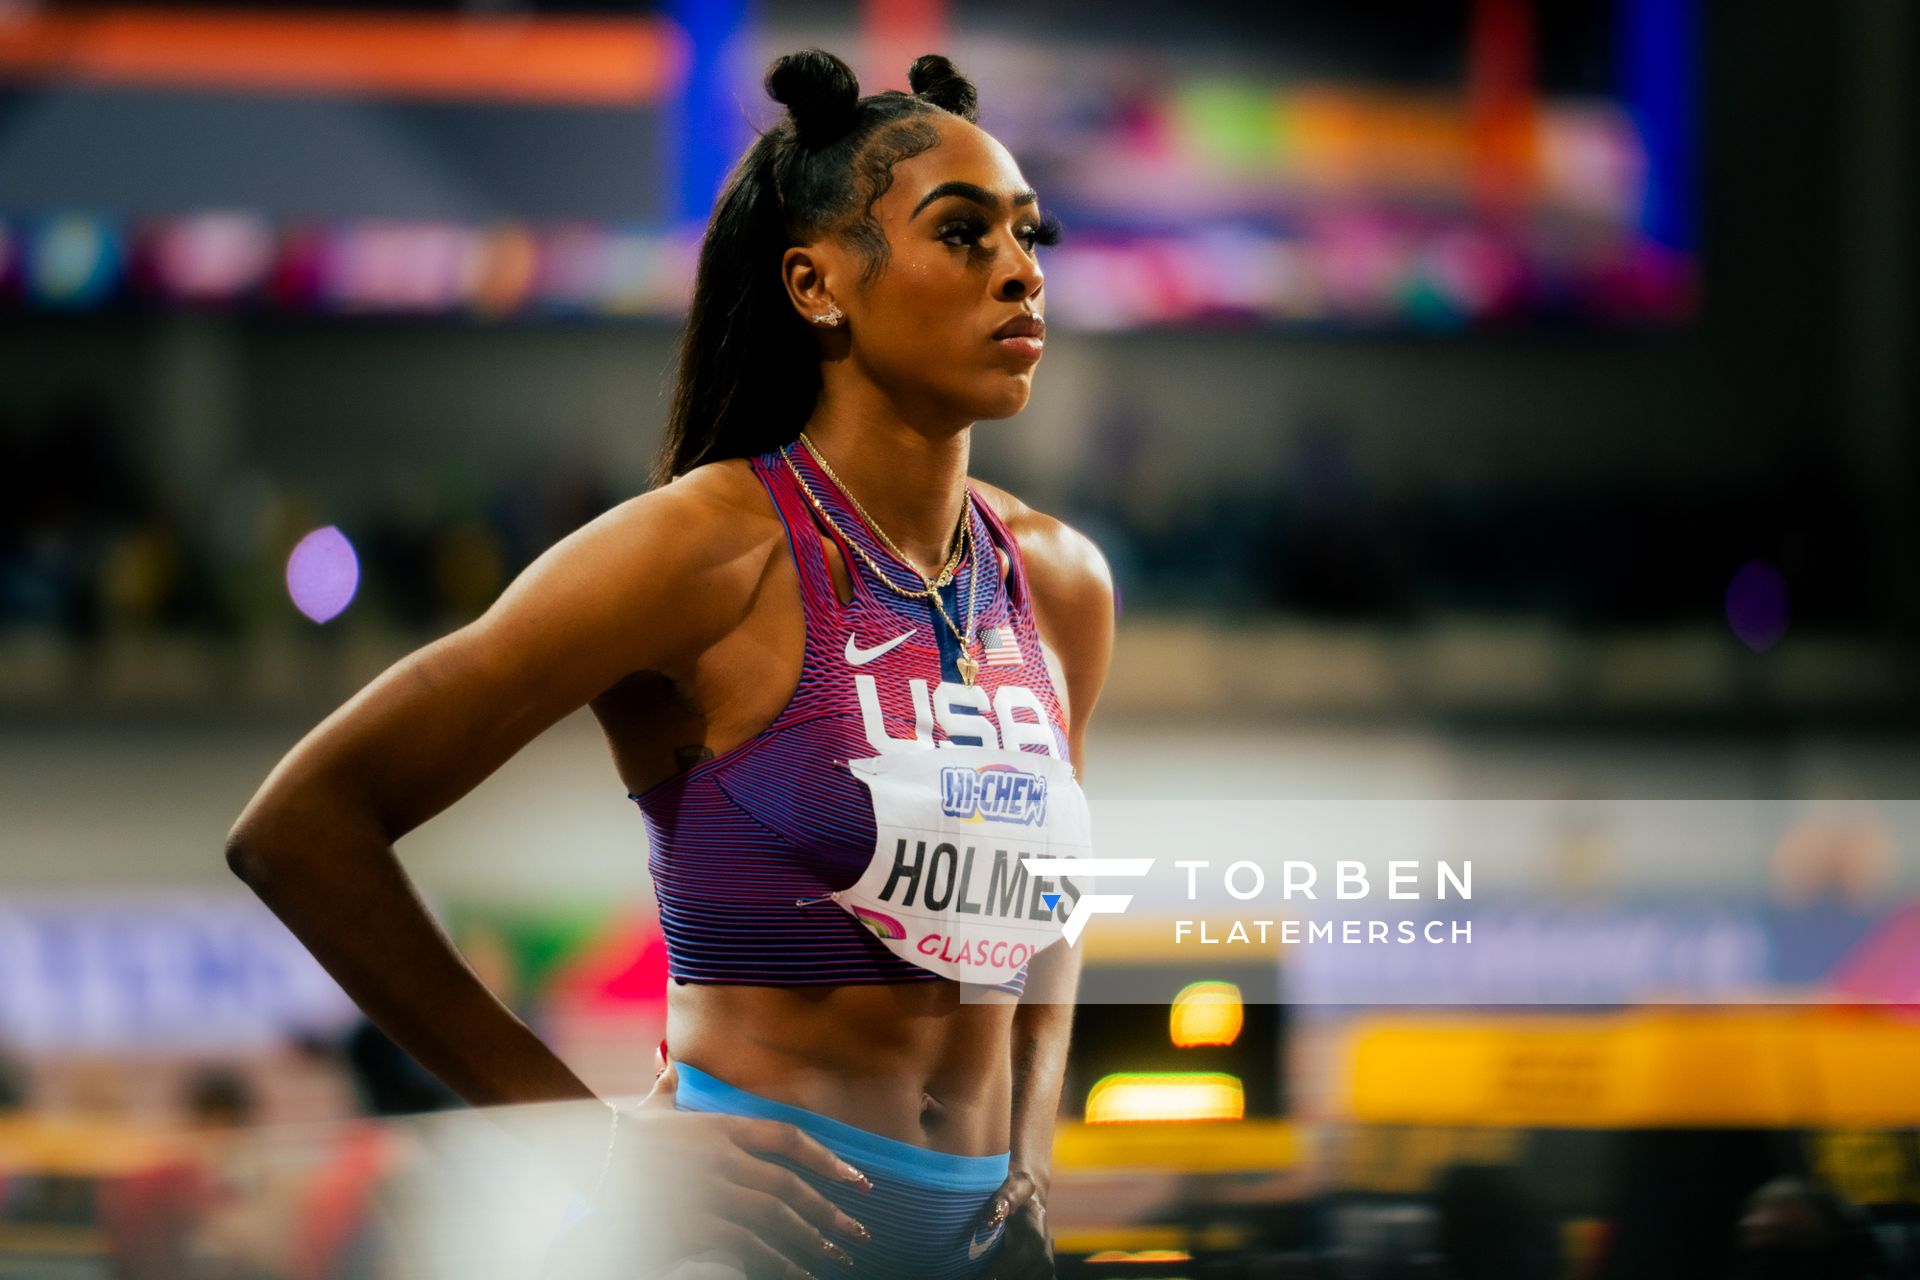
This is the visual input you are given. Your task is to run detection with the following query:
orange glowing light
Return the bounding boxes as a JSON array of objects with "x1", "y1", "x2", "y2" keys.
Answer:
[
  {"x1": 1086, "y1": 1072, "x2": 1245, "y2": 1124},
  {"x1": 1169, "y1": 979, "x2": 1243, "y2": 1047},
  {"x1": 0, "y1": 7, "x2": 685, "y2": 105}
]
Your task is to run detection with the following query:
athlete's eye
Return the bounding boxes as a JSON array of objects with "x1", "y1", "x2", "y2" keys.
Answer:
[
  {"x1": 941, "y1": 212, "x2": 1065, "y2": 254},
  {"x1": 1019, "y1": 213, "x2": 1065, "y2": 251},
  {"x1": 938, "y1": 217, "x2": 987, "y2": 248}
]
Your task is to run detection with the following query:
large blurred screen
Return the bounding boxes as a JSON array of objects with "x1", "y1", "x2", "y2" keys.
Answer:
[{"x1": 0, "y1": 0, "x2": 1697, "y2": 329}]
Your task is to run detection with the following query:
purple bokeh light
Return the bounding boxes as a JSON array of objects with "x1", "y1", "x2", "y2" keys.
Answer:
[
  {"x1": 1725, "y1": 559, "x2": 1788, "y2": 652},
  {"x1": 285, "y1": 526, "x2": 359, "y2": 624}
]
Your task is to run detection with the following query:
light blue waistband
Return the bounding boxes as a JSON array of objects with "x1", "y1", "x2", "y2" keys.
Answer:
[{"x1": 671, "y1": 1062, "x2": 1010, "y2": 1193}]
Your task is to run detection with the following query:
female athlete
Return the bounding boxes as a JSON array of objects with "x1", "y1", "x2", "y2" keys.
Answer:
[{"x1": 226, "y1": 48, "x2": 1114, "y2": 1280}]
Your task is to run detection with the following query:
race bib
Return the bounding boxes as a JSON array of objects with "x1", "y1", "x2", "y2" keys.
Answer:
[{"x1": 830, "y1": 748, "x2": 1093, "y2": 985}]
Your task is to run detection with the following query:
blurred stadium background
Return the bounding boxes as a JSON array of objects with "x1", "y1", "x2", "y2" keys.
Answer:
[{"x1": 1, "y1": 0, "x2": 1916, "y2": 1275}]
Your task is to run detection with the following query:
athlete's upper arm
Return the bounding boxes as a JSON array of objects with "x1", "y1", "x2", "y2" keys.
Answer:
[
  {"x1": 230, "y1": 472, "x2": 768, "y2": 851},
  {"x1": 1006, "y1": 506, "x2": 1111, "y2": 1008},
  {"x1": 990, "y1": 495, "x2": 1116, "y2": 773}
]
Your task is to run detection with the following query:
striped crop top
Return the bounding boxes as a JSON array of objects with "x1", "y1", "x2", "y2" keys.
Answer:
[{"x1": 629, "y1": 443, "x2": 1089, "y2": 996}]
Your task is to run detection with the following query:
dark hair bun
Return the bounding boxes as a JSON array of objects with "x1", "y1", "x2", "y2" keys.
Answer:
[
  {"x1": 907, "y1": 54, "x2": 977, "y2": 122},
  {"x1": 766, "y1": 49, "x2": 860, "y2": 148}
]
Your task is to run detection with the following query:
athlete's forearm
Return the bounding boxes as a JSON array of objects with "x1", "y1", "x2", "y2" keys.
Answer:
[
  {"x1": 226, "y1": 802, "x2": 593, "y2": 1112},
  {"x1": 1007, "y1": 942, "x2": 1081, "y2": 1193}
]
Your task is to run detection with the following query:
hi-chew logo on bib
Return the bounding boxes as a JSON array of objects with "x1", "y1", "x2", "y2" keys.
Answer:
[
  {"x1": 838, "y1": 747, "x2": 1093, "y2": 984},
  {"x1": 941, "y1": 763, "x2": 1049, "y2": 826}
]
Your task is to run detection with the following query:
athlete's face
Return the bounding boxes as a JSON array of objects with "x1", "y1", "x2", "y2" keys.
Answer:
[{"x1": 797, "y1": 116, "x2": 1051, "y2": 424}]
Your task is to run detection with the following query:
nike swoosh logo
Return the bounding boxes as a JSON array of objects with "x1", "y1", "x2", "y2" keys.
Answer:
[
  {"x1": 845, "y1": 630, "x2": 914, "y2": 666},
  {"x1": 967, "y1": 1222, "x2": 1004, "y2": 1260}
]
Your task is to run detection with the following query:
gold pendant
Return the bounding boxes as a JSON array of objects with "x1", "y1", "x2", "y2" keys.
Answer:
[{"x1": 957, "y1": 653, "x2": 980, "y2": 686}]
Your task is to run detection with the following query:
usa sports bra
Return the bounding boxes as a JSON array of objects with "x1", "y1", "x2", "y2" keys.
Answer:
[{"x1": 630, "y1": 444, "x2": 1092, "y2": 995}]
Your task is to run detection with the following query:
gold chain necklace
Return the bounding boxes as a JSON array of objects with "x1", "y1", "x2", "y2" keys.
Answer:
[
  {"x1": 798, "y1": 432, "x2": 966, "y2": 587},
  {"x1": 780, "y1": 437, "x2": 984, "y2": 685}
]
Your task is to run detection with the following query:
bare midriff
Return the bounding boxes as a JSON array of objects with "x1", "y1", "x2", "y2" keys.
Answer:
[{"x1": 664, "y1": 981, "x2": 1019, "y2": 1155}]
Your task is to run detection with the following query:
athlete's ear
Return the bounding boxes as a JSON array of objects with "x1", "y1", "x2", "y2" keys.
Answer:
[{"x1": 781, "y1": 243, "x2": 843, "y2": 327}]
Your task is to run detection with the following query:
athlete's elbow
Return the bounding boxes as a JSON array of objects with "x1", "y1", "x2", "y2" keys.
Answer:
[
  {"x1": 224, "y1": 799, "x2": 316, "y2": 892},
  {"x1": 227, "y1": 781, "x2": 397, "y2": 896},
  {"x1": 224, "y1": 818, "x2": 277, "y2": 890}
]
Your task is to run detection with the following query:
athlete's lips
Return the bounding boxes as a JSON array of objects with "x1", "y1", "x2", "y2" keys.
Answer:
[{"x1": 992, "y1": 312, "x2": 1044, "y2": 362}]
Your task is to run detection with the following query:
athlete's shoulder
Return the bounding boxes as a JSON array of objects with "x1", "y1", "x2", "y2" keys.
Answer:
[
  {"x1": 519, "y1": 456, "x2": 786, "y2": 666},
  {"x1": 442, "y1": 457, "x2": 785, "y2": 700},
  {"x1": 630, "y1": 455, "x2": 776, "y2": 526},
  {"x1": 596, "y1": 457, "x2": 784, "y2": 571},
  {"x1": 971, "y1": 479, "x2": 1114, "y2": 619}
]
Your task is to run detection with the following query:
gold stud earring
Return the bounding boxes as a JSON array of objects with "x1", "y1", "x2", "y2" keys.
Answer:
[{"x1": 811, "y1": 301, "x2": 844, "y2": 327}]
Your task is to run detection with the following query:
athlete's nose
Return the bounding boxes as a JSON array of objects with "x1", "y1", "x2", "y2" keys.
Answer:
[{"x1": 996, "y1": 251, "x2": 1043, "y2": 308}]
